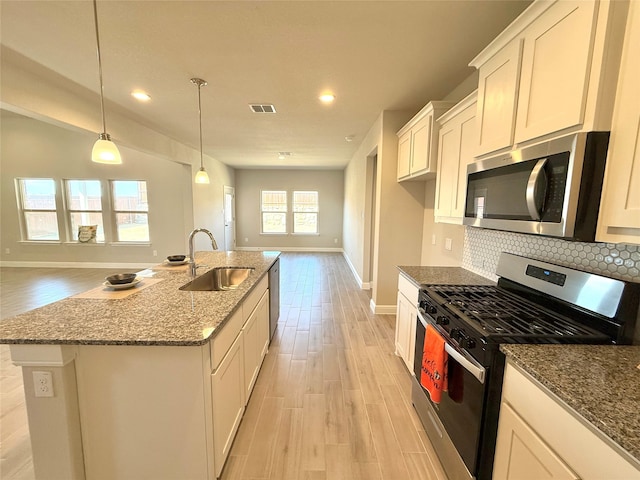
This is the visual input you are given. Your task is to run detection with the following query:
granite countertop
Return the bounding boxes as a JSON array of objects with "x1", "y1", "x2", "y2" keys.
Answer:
[
  {"x1": 0, "y1": 251, "x2": 279, "y2": 346},
  {"x1": 501, "y1": 344, "x2": 640, "y2": 464},
  {"x1": 397, "y1": 265, "x2": 495, "y2": 287}
]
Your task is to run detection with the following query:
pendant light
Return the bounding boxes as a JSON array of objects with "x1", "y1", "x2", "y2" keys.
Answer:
[
  {"x1": 191, "y1": 78, "x2": 210, "y2": 184},
  {"x1": 91, "y1": 0, "x2": 121, "y2": 164}
]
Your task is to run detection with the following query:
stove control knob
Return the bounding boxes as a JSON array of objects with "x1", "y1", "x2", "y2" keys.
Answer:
[
  {"x1": 427, "y1": 305, "x2": 438, "y2": 315},
  {"x1": 436, "y1": 315, "x2": 449, "y2": 326},
  {"x1": 463, "y1": 337, "x2": 476, "y2": 350}
]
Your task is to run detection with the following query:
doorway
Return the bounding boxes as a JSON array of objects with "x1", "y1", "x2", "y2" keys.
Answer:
[
  {"x1": 363, "y1": 151, "x2": 378, "y2": 290},
  {"x1": 223, "y1": 186, "x2": 236, "y2": 251}
]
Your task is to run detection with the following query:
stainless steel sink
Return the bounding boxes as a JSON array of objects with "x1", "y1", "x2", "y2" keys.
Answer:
[{"x1": 179, "y1": 267, "x2": 254, "y2": 291}]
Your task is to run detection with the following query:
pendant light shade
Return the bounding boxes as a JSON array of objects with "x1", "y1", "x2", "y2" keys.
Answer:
[
  {"x1": 191, "y1": 78, "x2": 210, "y2": 184},
  {"x1": 91, "y1": 0, "x2": 121, "y2": 164}
]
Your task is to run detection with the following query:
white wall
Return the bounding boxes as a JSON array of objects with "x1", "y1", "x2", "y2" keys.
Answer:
[
  {"x1": 0, "y1": 111, "x2": 191, "y2": 265},
  {"x1": 235, "y1": 169, "x2": 343, "y2": 250},
  {"x1": 343, "y1": 111, "x2": 425, "y2": 312},
  {"x1": 0, "y1": 49, "x2": 234, "y2": 264}
]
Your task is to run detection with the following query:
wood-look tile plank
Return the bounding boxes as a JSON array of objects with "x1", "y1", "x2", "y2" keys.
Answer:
[
  {"x1": 324, "y1": 380, "x2": 349, "y2": 444},
  {"x1": 304, "y1": 352, "x2": 324, "y2": 395},
  {"x1": 336, "y1": 347, "x2": 359, "y2": 391},
  {"x1": 269, "y1": 408, "x2": 304, "y2": 479},
  {"x1": 366, "y1": 403, "x2": 411, "y2": 479},
  {"x1": 283, "y1": 360, "x2": 307, "y2": 408},
  {"x1": 343, "y1": 389, "x2": 377, "y2": 463},
  {"x1": 403, "y1": 452, "x2": 447, "y2": 480},
  {"x1": 266, "y1": 354, "x2": 292, "y2": 397},
  {"x1": 241, "y1": 396, "x2": 284, "y2": 478},
  {"x1": 322, "y1": 344, "x2": 341, "y2": 382},
  {"x1": 308, "y1": 324, "x2": 323, "y2": 353},
  {"x1": 292, "y1": 331, "x2": 309, "y2": 360},
  {"x1": 300, "y1": 394, "x2": 326, "y2": 471},
  {"x1": 278, "y1": 326, "x2": 297, "y2": 354},
  {"x1": 379, "y1": 384, "x2": 425, "y2": 453},
  {"x1": 220, "y1": 455, "x2": 246, "y2": 480}
]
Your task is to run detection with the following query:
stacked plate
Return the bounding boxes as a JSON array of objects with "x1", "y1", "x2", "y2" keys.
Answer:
[
  {"x1": 103, "y1": 273, "x2": 141, "y2": 290},
  {"x1": 164, "y1": 255, "x2": 188, "y2": 266}
]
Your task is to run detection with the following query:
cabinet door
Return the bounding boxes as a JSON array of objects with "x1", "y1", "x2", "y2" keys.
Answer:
[
  {"x1": 395, "y1": 291, "x2": 417, "y2": 372},
  {"x1": 452, "y1": 106, "x2": 477, "y2": 219},
  {"x1": 212, "y1": 334, "x2": 245, "y2": 478},
  {"x1": 476, "y1": 39, "x2": 522, "y2": 156},
  {"x1": 597, "y1": 0, "x2": 640, "y2": 243},
  {"x1": 434, "y1": 121, "x2": 461, "y2": 219},
  {"x1": 258, "y1": 290, "x2": 270, "y2": 359},
  {"x1": 411, "y1": 114, "x2": 434, "y2": 175},
  {"x1": 397, "y1": 130, "x2": 412, "y2": 179},
  {"x1": 493, "y1": 403, "x2": 579, "y2": 480},
  {"x1": 242, "y1": 304, "x2": 260, "y2": 402},
  {"x1": 514, "y1": 1, "x2": 597, "y2": 144}
]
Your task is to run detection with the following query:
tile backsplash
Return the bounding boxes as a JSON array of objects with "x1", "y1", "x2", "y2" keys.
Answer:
[{"x1": 462, "y1": 227, "x2": 640, "y2": 283}]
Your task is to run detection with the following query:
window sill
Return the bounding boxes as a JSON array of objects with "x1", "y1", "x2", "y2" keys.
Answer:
[
  {"x1": 260, "y1": 233, "x2": 288, "y2": 236},
  {"x1": 109, "y1": 242, "x2": 152, "y2": 247},
  {"x1": 19, "y1": 240, "x2": 63, "y2": 245},
  {"x1": 63, "y1": 242, "x2": 106, "y2": 246},
  {"x1": 292, "y1": 232, "x2": 320, "y2": 236}
]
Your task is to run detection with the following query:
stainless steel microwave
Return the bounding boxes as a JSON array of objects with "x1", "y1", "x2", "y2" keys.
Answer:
[{"x1": 463, "y1": 132, "x2": 609, "y2": 241}]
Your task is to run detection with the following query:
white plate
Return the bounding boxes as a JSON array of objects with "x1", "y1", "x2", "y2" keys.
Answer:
[
  {"x1": 103, "y1": 278, "x2": 141, "y2": 290},
  {"x1": 164, "y1": 259, "x2": 188, "y2": 266}
]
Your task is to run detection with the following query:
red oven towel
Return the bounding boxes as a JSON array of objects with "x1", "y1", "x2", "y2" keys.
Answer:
[{"x1": 420, "y1": 324, "x2": 448, "y2": 403}]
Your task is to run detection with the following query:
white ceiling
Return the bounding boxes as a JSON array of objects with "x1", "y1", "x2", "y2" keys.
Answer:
[{"x1": 0, "y1": 0, "x2": 531, "y2": 169}]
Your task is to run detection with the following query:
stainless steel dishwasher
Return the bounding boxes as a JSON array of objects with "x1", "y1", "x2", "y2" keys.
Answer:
[{"x1": 268, "y1": 258, "x2": 280, "y2": 340}]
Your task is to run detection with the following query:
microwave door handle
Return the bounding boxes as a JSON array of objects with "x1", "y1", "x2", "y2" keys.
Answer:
[
  {"x1": 526, "y1": 158, "x2": 548, "y2": 221},
  {"x1": 444, "y1": 343, "x2": 486, "y2": 384}
]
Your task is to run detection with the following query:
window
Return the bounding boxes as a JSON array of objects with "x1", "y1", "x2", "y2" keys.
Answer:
[
  {"x1": 16, "y1": 178, "x2": 60, "y2": 240},
  {"x1": 261, "y1": 190, "x2": 287, "y2": 233},
  {"x1": 293, "y1": 191, "x2": 319, "y2": 233},
  {"x1": 65, "y1": 180, "x2": 105, "y2": 242},
  {"x1": 111, "y1": 180, "x2": 149, "y2": 242}
]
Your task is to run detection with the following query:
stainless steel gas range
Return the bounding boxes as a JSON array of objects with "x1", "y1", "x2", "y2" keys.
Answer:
[{"x1": 411, "y1": 252, "x2": 640, "y2": 480}]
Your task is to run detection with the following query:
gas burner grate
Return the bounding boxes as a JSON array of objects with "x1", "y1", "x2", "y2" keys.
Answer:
[{"x1": 428, "y1": 285, "x2": 599, "y2": 338}]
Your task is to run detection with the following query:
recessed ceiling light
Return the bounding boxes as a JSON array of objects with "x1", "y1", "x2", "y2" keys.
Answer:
[
  {"x1": 345, "y1": 135, "x2": 355, "y2": 142},
  {"x1": 278, "y1": 152, "x2": 292, "y2": 160},
  {"x1": 319, "y1": 94, "x2": 335, "y2": 104},
  {"x1": 131, "y1": 90, "x2": 151, "y2": 102}
]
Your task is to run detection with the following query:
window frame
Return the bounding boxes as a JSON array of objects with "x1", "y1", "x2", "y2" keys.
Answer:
[
  {"x1": 260, "y1": 190, "x2": 288, "y2": 234},
  {"x1": 110, "y1": 180, "x2": 151, "y2": 243},
  {"x1": 64, "y1": 179, "x2": 105, "y2": 243},
  {"x1": 292, "y1": 190, "x2": 319, "y2": 235},
  {"x1": 15, "y1": 177, "x2": 61, "y2": 242}
]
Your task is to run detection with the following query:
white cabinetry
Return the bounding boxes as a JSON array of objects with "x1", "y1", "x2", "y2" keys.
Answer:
[
  {"x1": 242, "y1": 287, "x2": 269, "y2": 402},
  {"x1": 395, "y1": 273, "x2": 419, "y2": 372},
  {"x1": 597, "y1": 0, "x2": 640, "y2": 244},
  {"x1": 211, "y1": 333, "x2": 245, "y2": 477},
  {"x1": 494, "y1": 361, "x2": 640, "y2": 480},
  {"x1": 434, "y1": 91, "x2": 477, "y2": 224},
  {"x1": 397, "y1": 101, "x2": 455, "y2": 181},
  {"x1": 471, "y1": 0, "x2": 627, "y2": 157}
]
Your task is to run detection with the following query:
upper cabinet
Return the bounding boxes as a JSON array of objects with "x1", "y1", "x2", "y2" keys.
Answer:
[
  {"x1": 397, "y1": 101, "x2": 455, "y2": 181},
  {"x1": 434, "y1": 91, "x2": 477, "y2": 224},
  {"x1": 597, "y1": 0, "x2": 640, "y2": 244},
  {"x1": 471, "y1": 0, "x2": 628, "y2": 158}
]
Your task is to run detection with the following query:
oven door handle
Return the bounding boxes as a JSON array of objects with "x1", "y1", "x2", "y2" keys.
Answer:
[
  {"x1": 418, "y1": 311, "x2": 486, "y2": 384},
  {"x1": 444, "y1": 343, "x2": 486, "y2": 384}
]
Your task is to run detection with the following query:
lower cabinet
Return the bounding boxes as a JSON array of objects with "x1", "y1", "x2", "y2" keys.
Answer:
[
  {"x1": 211, "y1": 333, "x2": 245, "y2": 478},
  {"x1": 242, "y1": 289, "x2": 269, "y2": 402},
  {"x1": 395, "y1": 273, "x2": 419, "y2": 372},
  {"x1": 494, "y1": 361, "x2": 640, "y2": 480}
]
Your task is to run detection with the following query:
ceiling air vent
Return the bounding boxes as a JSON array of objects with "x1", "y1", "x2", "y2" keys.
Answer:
[{"x1": 249, "y1": 104, "x2": 276, "y2": 113}]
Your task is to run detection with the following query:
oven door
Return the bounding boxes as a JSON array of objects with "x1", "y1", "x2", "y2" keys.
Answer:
[{"x1": 413, "y1": 310, "x2": 487, "y2": 477}]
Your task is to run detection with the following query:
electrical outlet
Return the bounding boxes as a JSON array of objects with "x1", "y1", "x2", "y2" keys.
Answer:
[
  {"x1": 33, "y1": 371, "x2": 54, "y2": 397},
  {"x1": 334, "y1": 238, "x2": 338, "y2": 244},
  {"x1": 152, "y1": 250, "x2": 158, "y2": 257},
  {"x1": 445, "y1": 238, "x2": 453, "y2": 251},
  {"x1": 244, "y1": 237, "x2": 249, "y2": 242},
  {"x1": 431, "y1": 234, "x2": 436, "y2": 245},
  {"x1": 4, "y1": 248, "x2": 10, "y2": 254}
]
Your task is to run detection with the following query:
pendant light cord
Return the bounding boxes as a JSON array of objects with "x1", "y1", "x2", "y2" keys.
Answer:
[
  {"x1": 197, "y1": 82, "x2": 204, "y2": 169},
  {"x1": 93, "y1": 0, "x2": 107, "y2": 135}
]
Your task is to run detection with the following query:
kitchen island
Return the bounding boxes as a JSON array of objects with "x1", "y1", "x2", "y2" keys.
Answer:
[{"x1": 0, "y1": 250, "x2": 280, "y2": 480}]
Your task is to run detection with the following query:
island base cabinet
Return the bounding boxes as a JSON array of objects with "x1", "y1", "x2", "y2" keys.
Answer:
[
  {"x1": 395, "y1": 273, "x2": 418, "y2": 372},
  {"x1": 212, "y1": 334, "x2": 245, "y2": 478},
  {"x1": 75, "y1": 345, "x2": 214, "y2": 480}
]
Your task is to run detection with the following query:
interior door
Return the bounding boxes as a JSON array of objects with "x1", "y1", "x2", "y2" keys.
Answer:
[{"x1": 223, "y1": 185, "x2": 236, "y2": 251}]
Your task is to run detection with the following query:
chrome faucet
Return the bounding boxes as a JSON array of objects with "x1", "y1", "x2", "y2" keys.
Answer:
[{"x1": 188, "y1": 228, "x2": 218, "y2": 277}]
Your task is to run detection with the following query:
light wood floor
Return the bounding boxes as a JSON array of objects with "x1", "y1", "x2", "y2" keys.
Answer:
[{"x1": 0, "y1": 254, "x2": 446, "y2": 480}]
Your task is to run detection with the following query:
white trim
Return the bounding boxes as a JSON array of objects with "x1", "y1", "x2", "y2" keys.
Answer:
[
  {"x1": 368, "y1": 299, "x2": 396, "y2": 315},
  {"x1": 0, "y1": 260, "x2": 156, "y2": 269},
  {"x1": 235, "y1": 247, "x2": 343, "y2": 253},
  {"x1": 9, "y1": 344, "x2": 77, "y2": 367},
  {"x1": 342, "y1": 251, "x2": 365, "y2": 289}
]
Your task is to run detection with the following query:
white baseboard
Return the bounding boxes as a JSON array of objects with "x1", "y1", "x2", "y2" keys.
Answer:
[
  {"x1": 235, "y1": 247, "x2": 344, "y2": 253},
  {"x1": 342, "y1": 251, "x2": 372, "y2": 290},
  {"x1": 369, "y1": 298, "x2": 396, "y2": 315},
  {"x1": 0, "y1": 261, "x2": 156, "y2": 269}
]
